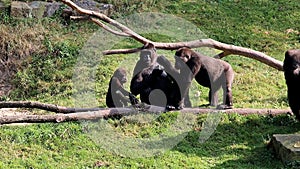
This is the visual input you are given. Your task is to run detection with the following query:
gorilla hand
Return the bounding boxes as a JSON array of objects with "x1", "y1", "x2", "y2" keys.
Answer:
[{"x1": 129, "y1": 93, "x2": 140, "y2": 105}]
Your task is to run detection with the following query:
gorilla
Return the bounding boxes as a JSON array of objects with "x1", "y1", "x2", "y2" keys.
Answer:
[
  {"x1": 283, "y1": 49, "x2": 300, "y2": 120},
  {"x1": 158, "y1": 47, "x2": 234, "y2": 109},
  {"x1": 130, "y1": 44, "x2": 189, "y2": 109},
  {"x1": 106, "y1": 68, "x2": 139, "y2": 108}
]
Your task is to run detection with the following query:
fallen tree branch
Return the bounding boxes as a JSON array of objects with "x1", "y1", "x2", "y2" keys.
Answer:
[
  {"x1": 0, "y1": 101, "x2": 291, "y2": 124},
  {"x1": 60, "y1": 0, "x2": 284, "y2": 71},
  {"x1": 181, "y1": 108, "x2": 291, "y2": 115},
  {"x1": 0, "y1": 101, "x2": 104, "y2": 113},
  {"x1": 0, "y1": 108, "x2": 134, "y2": 124}
]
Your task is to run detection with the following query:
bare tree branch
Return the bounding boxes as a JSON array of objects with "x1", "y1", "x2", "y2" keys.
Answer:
[
  {"x1": 104, "y1": 39, "x2": 284, "y2": 71},
  {"x1": 61, "y1": 0, "x2": 284, "y2": 71},
  {"x1": 61, "y1": 0, "x2": 153, "y2": 44},
  {"x1": 102, "y1": 47, "x2": 145, "y2": 55},
  {"x1": 90, "y1": 17, "x2": 130, "y2": 37}
]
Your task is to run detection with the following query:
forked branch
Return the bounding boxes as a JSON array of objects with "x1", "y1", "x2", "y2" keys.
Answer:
[{"x1": 61, "y1": 0, "x2": 284, "y2": 71}]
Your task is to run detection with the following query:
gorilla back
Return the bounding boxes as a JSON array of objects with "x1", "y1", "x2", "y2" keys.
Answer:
[{"x1": 283, "y1": 49, "x2": 300, "y2": 120}]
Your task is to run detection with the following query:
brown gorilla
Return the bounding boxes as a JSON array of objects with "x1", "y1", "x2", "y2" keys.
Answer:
[
  {"x1": 158, "y1": 47, "x2": 234, "y2": 109},
  {"x1": 106, "y1": 68, "x2": 139, "y2": 108},
  {"x1": 283, "y1": 49, "x2": 300, "y2": 120}
]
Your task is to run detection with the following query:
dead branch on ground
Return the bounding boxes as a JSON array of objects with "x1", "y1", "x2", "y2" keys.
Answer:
[{"x1": 0, "y1": 101, "x2": 291, "y2": 124}]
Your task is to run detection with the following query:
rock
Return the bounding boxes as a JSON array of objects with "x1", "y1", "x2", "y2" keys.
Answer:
[
  {"x1": 29, "y1": 1, "x2": 62, "y2": 18},
  {"x1": 73, "y1": 0, "x2": 114, "y2": 16},
  {"x1": 11, "y1": 1, "x2": 32, "y2": 18},
  {"x1": 62, "y1": 0, "x2": 115, "y2": 19},
  {"x1": 271, "y1": 134, "x2": 300, "y2": 164},
  {"x1": 29, "y1": 1, "x2": 48, "y2": 18},
  {"x1": 45, "y1": 1, "x2": 62, "y2": 17},
  {"x1": 8, "y1": 0, "x2": 114, "y2": 19}
]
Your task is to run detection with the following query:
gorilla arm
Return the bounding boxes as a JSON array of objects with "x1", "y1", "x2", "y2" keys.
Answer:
[
  {"x1": 157, "y1": 55, "x2": 179, "y2": 75},
  {"x1": 157, "y1": 55, "x2": 195, "y2": 108},
  {"x1": 178, "y1": 57, "x2": 201, "y2": 106},
  {"x1": 111, "y1": 77, "x2": 139, "y2": 105}
]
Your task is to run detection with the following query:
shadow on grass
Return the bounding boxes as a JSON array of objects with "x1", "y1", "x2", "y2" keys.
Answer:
[{"x1": 173, "y1": 113, "x2": 300, "y2": 169}]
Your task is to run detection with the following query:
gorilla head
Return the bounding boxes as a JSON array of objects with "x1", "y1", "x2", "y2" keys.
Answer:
[
  {"x1": 139, "y1": 43, "x2": 157, "y2": 67},
  {"x1": 132, "y1": 43, "x2": 158, "y2": 76}
]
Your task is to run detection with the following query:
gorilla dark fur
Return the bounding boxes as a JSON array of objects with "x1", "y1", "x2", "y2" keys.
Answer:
[
  {"x1": 283, "y1": 49, "x2": 300, "y2": 120},
  {"x1": 106, "y1": 68, "x2": 139, "y2": 108},
  {"x1": 158, "y1": 47, "x2": 234, "y2": 109},
  {"x1": 130, "y1": 44, "x2": 186, "y2": 109}
]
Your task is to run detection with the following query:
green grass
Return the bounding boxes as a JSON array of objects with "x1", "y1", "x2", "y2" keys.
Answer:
[
  {"x1": 0, "y1": 114, "x2": 299, "y2": 168},
  {"x1": 1, "y1": 0, "x2": 300, "y2": 168}
]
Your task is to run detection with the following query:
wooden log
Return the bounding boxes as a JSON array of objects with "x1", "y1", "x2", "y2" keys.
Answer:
[{"x1": 0, "y1": 102, "x2": 292, "y2": 124}]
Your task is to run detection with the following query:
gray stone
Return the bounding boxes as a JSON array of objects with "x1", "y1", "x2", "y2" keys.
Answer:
[
  {"x1": 29, "y1": 1, "x2": 48, "y2": 18},
  {"x1": 11, "y1": 1, "x2": 32, "y2": 18},
  {"x1": 29, "y1": 1, "x2": 62, "y2": 18},
  {"x1": 271, "y1": 134, "x2": 300, "y2": 163},
  {"x1": 63, "y1": 0, "x2": 114, "y2": 19},
  {"x1": 45, "y1": 2, "x2": 62, "y2": 17},
  {"x1": 98, "y1": 3, "x2": 114, "y2": 16}
]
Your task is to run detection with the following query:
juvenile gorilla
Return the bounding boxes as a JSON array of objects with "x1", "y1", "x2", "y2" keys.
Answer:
[
  {"x1": 283, "y1": 49, "x2": 300, "y2": 120},
  {"x1": 130, "y1": 44, "x2": 184, "y2": 109},
  {"x1": 106, "y1": 68, "x2": 139, "y2": 108},
  {"x1": 158, "y1": 47, "x2": 234, "y2": 109}
]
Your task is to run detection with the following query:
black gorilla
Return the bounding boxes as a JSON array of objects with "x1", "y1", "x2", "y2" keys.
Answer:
[
  {"x1": 130, "y1": 44, "x2": 188, "y2": 109},
  {"x1": 283, "y1": 49, "x2": 300, "y2": 120},
  {"x1": 106, "y1": 68, "x2": 138, "y2": 108},
  {"x1": 158, "y1": 47, "x2": 234, "y2": 109}
]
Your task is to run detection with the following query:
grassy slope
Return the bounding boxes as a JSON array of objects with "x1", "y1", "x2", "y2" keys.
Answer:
[{"x1": 0, "y1": 0, "x2": 300, "y2": 168}]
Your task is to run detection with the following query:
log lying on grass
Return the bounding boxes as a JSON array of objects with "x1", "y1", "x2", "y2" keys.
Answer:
[
  {"x1": 0, "y1": 101, "x2": 104, "y2": 113},
  {"x1": 0, "y1": 101, "x2": 291, "y2": 124}
]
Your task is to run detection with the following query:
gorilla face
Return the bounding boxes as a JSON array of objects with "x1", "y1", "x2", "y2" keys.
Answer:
[
  {"x1": 174, "y1": 47, "x2": 192, "y2": 70},
  {"x1": 140, "y1": 50, "x2": 152, "y2": 67},
  {"x1": 115, "y1": 68, "x2": 127, "y2": 84}
]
